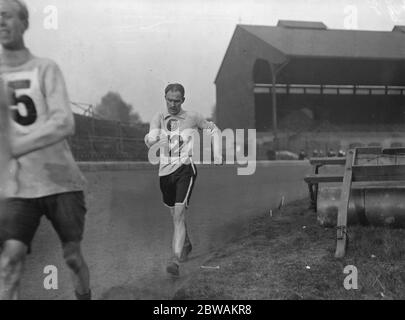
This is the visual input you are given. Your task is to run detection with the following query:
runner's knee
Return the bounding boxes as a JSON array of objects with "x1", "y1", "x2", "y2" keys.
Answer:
[
  {"x1": 0, "y1": 244, "x2": 26, "y2": 276},
  {"x1": 174, "y1": 203, "x2": 186, "y2": 211},
  {"x1": 63, "y1": 243, "x2": 84, "y2": 273},
  {"x1": 0, "y1": 255, "x2": 23, "y2": 273},
  {"x1": 173, "y1": 204, "x2": 186, "y2": 222}
]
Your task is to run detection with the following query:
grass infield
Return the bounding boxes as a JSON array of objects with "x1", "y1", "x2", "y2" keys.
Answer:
[{"x1": 174, "y1": 199, "x2": 405, "y2": 300}]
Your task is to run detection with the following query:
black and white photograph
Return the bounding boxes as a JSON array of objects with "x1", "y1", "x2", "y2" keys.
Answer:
[{"x1": 0, "y1": 0, "x2": 405, "y2": 305}]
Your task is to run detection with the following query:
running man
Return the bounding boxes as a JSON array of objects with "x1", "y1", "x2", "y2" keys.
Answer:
[
  {"x1": 0, "y1": 0, "x2": 91, "y2": 300},
  {"x1": 145, "y1": 83, "x2": 223, "y2": 276}
]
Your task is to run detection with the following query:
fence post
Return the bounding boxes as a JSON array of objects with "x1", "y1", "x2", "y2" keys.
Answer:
[
  {"x1": 117, "y1": 122, "x2": 123, "y2": 157},
  {"x1": 89, "y1": 116, "x2": 96, "y2": 160}
]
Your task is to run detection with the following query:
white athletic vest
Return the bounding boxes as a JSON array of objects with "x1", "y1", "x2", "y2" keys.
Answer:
[
  {"x1": 149, "y1": 109, "x2": 217, "y2": 177},
  {"x1": 0, "y1": 54, "x2": 86, "y2": 198}
]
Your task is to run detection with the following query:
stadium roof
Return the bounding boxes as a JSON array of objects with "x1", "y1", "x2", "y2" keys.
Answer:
[
  {"x1": 393, "y1": 25, "x2": 405, "y2": 33},
  {"x1": 215, "y1": 21, "x2": 405, "y2": 85},
  {"x1": 276, "y1": 20, "x2": 327, "y2": 30},
  {"x1": 239, "y1": 22, "x2": 405, "y2": 60}
]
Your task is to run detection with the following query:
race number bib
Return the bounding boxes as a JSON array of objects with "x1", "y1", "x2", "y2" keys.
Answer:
[
  {"x1": 3, "y1": 68, "x2": 45, "y2": 134},
  {"x1": 161, "y1": 117, "x2": 194, "y2": 161},
  {"x1": 168, "y1": 134, "x2": 184, "y2": 158},
  {"x1": 164, "y1": 118, "x2": 182, "y2": 158}
]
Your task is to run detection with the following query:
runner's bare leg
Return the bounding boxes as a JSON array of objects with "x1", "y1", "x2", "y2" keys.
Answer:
[
  {"x1": 172, "y1": 204, "x2": 187, "y2": 260},
  {"x1": 62, "y1": 242, "x2": 90, "y2": 296},
  {"x1": 0, "y1": 240, "x2": 27, "y2": 300}
]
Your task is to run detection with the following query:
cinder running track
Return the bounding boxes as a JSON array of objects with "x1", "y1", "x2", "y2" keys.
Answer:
[{"x1": 20, "y1": 161, "x2": 311, "y2": 300}]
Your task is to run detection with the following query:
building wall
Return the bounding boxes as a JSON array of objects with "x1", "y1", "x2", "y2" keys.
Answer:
[
  {"x1": 216, "y1": 29, "x2": 255, "y2": 130},
  {"x1": 215, "y1": 27, "x2": 287, "y2": 131}
]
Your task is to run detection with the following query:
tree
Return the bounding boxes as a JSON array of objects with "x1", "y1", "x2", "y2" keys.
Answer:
[
  {"x1": 129, "y1": 111, "x2": 143, "y2": 125},
  {"x1": 95, "y1": 92, "x2": 142, "y2": 124}
]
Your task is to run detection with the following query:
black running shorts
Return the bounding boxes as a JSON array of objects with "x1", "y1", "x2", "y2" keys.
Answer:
[
  {"x1": 159, "y1": 164, "x2": 197, "y2": 208},
  {"x1": 0, "y1": 191, "x2": 87, "y2": 252}
]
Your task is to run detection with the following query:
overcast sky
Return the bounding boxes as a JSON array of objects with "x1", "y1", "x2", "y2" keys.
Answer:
[{"x1": 25, "y1": 0, "x2": 405, "y2": 122}]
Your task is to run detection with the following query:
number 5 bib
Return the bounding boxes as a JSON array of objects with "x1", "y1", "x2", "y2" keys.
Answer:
[{"x1": 3, "y1": 68, "x2": 45, "y2": 135}]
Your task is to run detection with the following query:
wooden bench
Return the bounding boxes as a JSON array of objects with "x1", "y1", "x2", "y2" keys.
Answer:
[
  {"x1": 306, "y1": 147, "x2": 405, "y2": 258},
  {"x1": 304, "y1": 157, "x2": 345, "y2": 210},
  {"x1": 304, "y1": 148, "x2": 387, "y2": 210},
  {"x1": 334, "y1": 148, "x2": 405, "y2": 258}
]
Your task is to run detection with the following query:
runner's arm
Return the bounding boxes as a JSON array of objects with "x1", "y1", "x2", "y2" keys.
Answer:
[
  {"x1": 10, "y1": 62, "x2": 74, "y2": 158},
  {"x1": 144, "y1": 113, "x2": 163, "y2": 148},
  {"x1": 196, "y1": 114, "x2": 223, "y2": 164}
]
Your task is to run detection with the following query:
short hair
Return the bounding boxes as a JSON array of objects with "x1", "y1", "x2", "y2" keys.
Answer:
[
  {"x1": 165, "y1": 83, "x2": 185, "y2": 98},
  {"x1": 6, "y1": 0, "x2": 29, "y2": 29}
]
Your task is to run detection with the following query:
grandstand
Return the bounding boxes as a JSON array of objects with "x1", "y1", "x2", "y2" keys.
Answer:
[{"x1": 215, "y1": 21, "x2": 405, "y2": 158}]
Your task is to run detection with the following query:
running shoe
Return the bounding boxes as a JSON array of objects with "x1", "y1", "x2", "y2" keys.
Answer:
[{"x1": 166, "y1": 260, "x2": 180, "y2": 276}]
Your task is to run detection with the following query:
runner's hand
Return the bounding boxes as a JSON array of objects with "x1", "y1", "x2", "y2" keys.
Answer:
[{"x1": 146, "y1": 133, "x2": 168, "y2": 147}]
